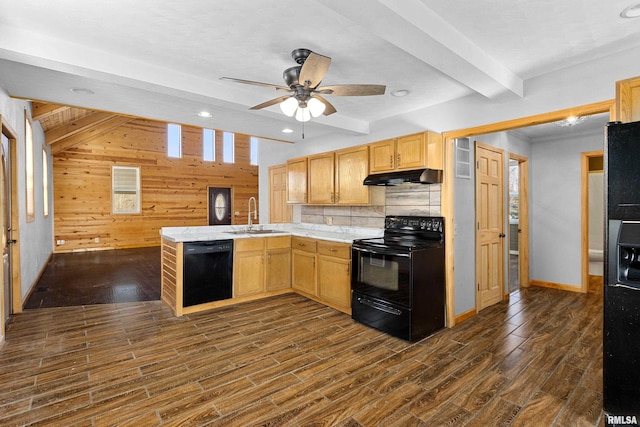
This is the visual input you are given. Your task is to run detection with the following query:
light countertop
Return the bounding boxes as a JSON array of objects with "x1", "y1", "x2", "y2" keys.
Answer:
[{"x1": 160, "y1": 223, "x2": 383, "y2": 244}]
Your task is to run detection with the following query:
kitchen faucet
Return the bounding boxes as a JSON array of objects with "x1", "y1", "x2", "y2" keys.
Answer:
[{"x1": 248, "y1": 196, "x2": 257, "y2": 231}]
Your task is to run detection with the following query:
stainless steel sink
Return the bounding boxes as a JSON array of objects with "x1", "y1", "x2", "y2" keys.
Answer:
[{"x1": 224, "y1": 229, "x2": 286, "y2": 235}]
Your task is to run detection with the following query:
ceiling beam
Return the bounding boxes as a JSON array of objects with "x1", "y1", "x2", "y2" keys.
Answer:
[
  {"x1": 50, "y1": 115, "x2": 133, "y2": 155},
  {"x1": 319, "y1": 0, "x2": 523, "y2": 99}
]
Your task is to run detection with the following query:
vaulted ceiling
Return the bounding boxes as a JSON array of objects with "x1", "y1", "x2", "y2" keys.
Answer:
[
  {"x1": 1, "y1": 1, "x2": 639, "y2": 143},
  {"x1": 31, "y1": 102, "x2": 134, "y2": 155}
]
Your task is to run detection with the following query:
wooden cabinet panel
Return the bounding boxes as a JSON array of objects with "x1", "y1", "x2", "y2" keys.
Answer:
[
  {"x1": 234, "y1": 249, "x2": 265, "y2": 297},
  {"x1": 292, "y1": 249, "x2": 316, "y2": 296},
  {"x1": 235, "y1": 238, "x2": 265, "y2": 252},
  {"x1": 269, "y1": 164, "x2": 292, "y2": 223},
  {"x1": 317, "y1": 240, "x2": 351, "y2": 258},
  {"x1": 396, "y1": 133, "x2": 425, "y2": 170},
  {"x1": 266, "y1": 248, "x2": 291, "y2": 292},
  {"x1": 425, "y1": 131, "x2": 444, "y2": 170},
  {"x1": 616, "y1": 75, "x2": 640, "y2": 123},
  {"x1": 291, "y1": 236, "x2": 316, "y2": 253},
  {"x1": 335, "y1": 146, "x2": 370, "y2": 205},
  {"x1": 317, "y1": 241, "x2": 351, "y2": 312},
  {"x1": 235, "y1": 236, "x2": 292, "y2": 295},
  {"x1": 318, "y1": 255, "x2": 351, "y2": 311},
  {"x1": 308, "y1": 152, "x2": 335, "y2": 204},
  {"x1": 368, "y1": 131, "x2": 443, "y2": 175},
  {"x1": 267, "y1": 235, "x2": 291, "y2": 250},
  {"x1": 286, "y1": 157, "x2": 308, "y2": 203},
  {"x1": 369, "y1": 139, "x2": 396, "y2": 173},
  {"x1": 266, "y1": 236, "x2": 291, "y2": 292}
]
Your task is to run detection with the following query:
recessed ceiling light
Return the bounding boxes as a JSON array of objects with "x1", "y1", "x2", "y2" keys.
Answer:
[
  {"x1": 282, "y1": 128, "x2": 294, "y2": 133},
  {"x1": 621, "y1": 3, "x2": 640, "y2": 18},
  {"x1": 555, "y1": 116, "x2": 586, "y2": 127},
  {"x1": 198, "y1": 111, "x2": 213, "y2": 118},
  {"x1": 70, "y1": 88, "x2": 94, "y2": 95},
  {"x1": 391, "y1": 89, "x2": 410, "y2": 97}
]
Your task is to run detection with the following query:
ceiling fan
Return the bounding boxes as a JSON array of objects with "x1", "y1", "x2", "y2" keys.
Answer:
[{"x1": 220, "y1": 48, "x2": 386, "y2": 122}]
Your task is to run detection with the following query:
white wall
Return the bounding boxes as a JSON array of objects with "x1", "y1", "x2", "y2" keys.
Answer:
[
  {"x1": 0, "y1": 88, "x2": 53, "y2": 303},
  {"x1": 530, "y1": 128, "x2": 603, "y2": 287}
]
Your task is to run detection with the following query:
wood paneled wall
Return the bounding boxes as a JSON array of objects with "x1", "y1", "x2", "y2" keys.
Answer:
[{"x1": 53, "y1": 119, "x2": 258, "y2": 252}]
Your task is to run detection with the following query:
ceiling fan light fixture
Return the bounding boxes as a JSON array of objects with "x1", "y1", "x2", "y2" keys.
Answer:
[
  {"x1": 295, "y1": 107, "x2": 311, "y2": 122},
  {"x1": 280, "y1": 97, "x2": 298, "y2": 117},
  {"x1": 308, "y1": 97, "x2": 326, "y2": 117}
]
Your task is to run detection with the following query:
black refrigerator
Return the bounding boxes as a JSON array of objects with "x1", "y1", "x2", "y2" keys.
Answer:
[{"x1": 604, "y1": 120, "x2": 640, "y2": 427}]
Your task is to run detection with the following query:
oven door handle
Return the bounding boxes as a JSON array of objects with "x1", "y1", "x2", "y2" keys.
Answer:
[
  {"x1": 352, "y1": 246, "x2": 410, "y2": 258},
  {"x1": 356, "y1": 297, "x2": 403, "y2": 316}
]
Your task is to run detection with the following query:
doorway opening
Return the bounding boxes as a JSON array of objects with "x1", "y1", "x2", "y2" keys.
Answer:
[
  {"x1": 582, "y1": 151, "x2": 604, "y2": 291},
  {"x1": 508, "y1": 153, "x2": 529, "y2": 293}
]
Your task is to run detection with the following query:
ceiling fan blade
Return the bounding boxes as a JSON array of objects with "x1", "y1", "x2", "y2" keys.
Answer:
[
  {"x1": 249, "y1": 95, "x2": 292, "y2": 110},
  {"x1": 299, "y1": 52, "x2": 331, "y2": 89},
  {"x1": 312, "y1": 95, "x2": 337, "y2": 116},
  {"x1": 315, "y1": 84, "x2": 386, "y2": 96},
  {"x1": 220, "y1": 77, "x2": 290, "y2": 92}
]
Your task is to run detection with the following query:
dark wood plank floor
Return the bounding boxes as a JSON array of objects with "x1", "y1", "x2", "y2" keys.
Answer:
[
  {"x1": 25, "y1": 247, "x2": 161, "y2": 309},
  {"x1": 1, "y1": 278, "x2": 604, "y2": 426}
]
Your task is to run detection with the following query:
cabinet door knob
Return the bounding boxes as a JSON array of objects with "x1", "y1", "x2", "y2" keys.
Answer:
[{"x1": 389, "y1": 155, "x2": 393, "y2": 167}]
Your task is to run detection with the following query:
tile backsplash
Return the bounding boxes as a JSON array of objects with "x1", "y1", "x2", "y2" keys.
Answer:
[{"x1": 299, "y1": 183, "x2": 441, "y2": 228}]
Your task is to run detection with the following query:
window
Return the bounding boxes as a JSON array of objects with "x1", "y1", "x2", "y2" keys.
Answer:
[
  {"x1": 223, "y1": 132, "x2": 234, "y2": 163},
  {"x1": 42, "y1": 147, "x2": 49, "y2": 217},
  {"x1": 203, "y1": 128, "x2": 215, "y2": 162},
  {"x1": 250, "y1": 136, "x2": 258, "y2": 166},
  {"x1": 167, "y1": 123, "x2": 182, "y2": 158},
  {"x1": 112, "y1": 166, "x2": 140, "y2": 214},
  {"x1": 25, "y1": 113, "x2": 34, "y2": 222}
]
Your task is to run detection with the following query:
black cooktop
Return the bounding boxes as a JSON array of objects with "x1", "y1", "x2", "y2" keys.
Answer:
[{"x1": 353, "y1": 216, "x2": 444, "y2": 251}]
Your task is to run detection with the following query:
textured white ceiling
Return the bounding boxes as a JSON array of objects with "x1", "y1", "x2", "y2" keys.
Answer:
[{"x1": 0, "y1": 0, "x2": 637, "y2": 142}]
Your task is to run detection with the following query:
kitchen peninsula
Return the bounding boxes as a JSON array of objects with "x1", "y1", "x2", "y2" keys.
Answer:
[{"x1": 160, "y1": 223, "x2": 383, "y2": 316}]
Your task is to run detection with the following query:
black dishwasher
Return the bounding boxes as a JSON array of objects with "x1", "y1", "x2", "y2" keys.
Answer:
[{"x1": 183, "y1": 240, "x2": 233, "y2": 307}]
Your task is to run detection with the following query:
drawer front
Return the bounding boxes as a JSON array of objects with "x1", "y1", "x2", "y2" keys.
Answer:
[
  {"x1": 291, "y1": 236, "x2": 316, "y2": 253},
  {"x1": 267, "y1": 235, "x2": 291, "y2": 250},
  {"x1": 234, "y1": 237, "x2": 265, "y2": 252},
  {"x1": 317, "y1": 241, "x2": 351, "y2": 259}
]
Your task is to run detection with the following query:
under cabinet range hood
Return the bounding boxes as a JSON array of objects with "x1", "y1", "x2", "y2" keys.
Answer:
[{"x1": 363, "y1": 168, "x2": 443, "y2": 186}]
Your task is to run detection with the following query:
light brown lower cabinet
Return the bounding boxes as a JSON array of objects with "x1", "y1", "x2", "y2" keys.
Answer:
[
  {"x1": 233, "y1": 238, "x2": 266, "y2": 297},
  {"x1": 266, "y1": 236, "x2": 291, "y2": 291},
  {"x1": 291, "y1": 237, "x2": 352, "y2": 313},
  {"x1": 291, "y1": 237, "x2": 317, "y2": 296},
  {"x1": 317, "y1": 241, "x2": 351, "y2": 313},
  {"x1": 234, "y1": 235, "x2": 292, "y2": 297}
]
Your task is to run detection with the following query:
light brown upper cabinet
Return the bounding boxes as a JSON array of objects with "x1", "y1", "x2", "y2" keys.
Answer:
[
  {"x1": 335, "y1": 146, "x2": 371, "y2": 205},
  {"x1": 269, "y1": 164, "x2": 292, "y2": 223},
  {"x1": 307, "y1": 145, "x2": 372, "y2": 205},
  {"x1": 308, "y1": 152, "x2": 335, "y2": 204},
  {"x1": 286, "y1": 156, "x2": 308, "y2": 203},
  {"x1": 616, "y1": 75, "x2": 640, "y2": 123},
  {"x1": 369, "y1": 131, "x2": 443, "y2": 174}
]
